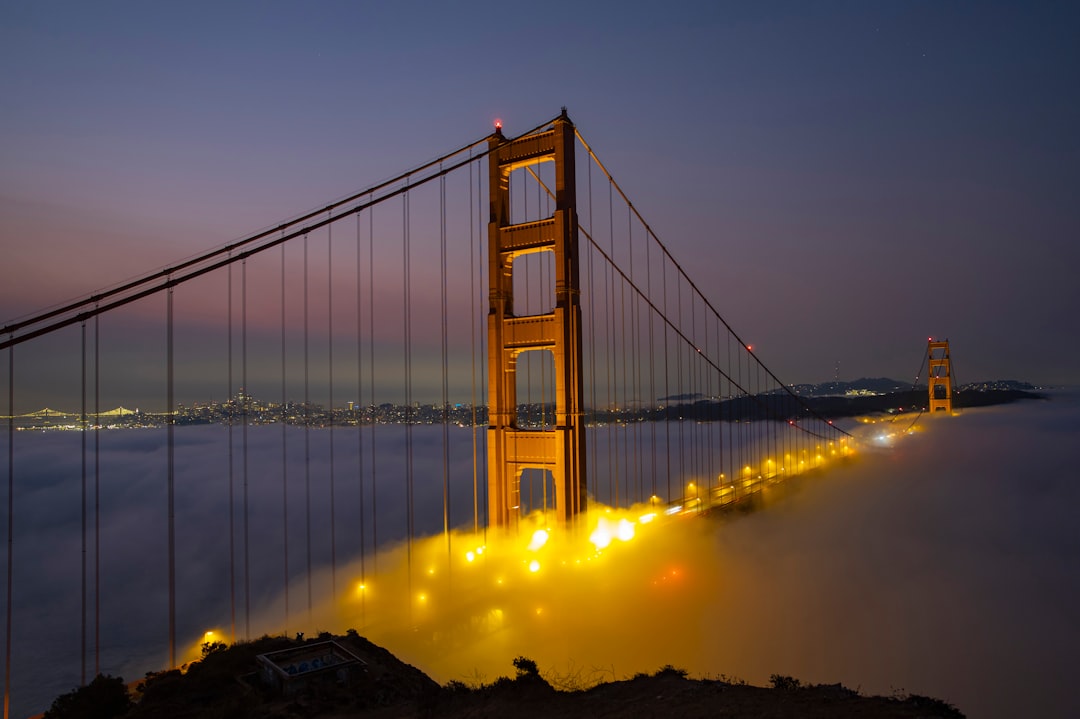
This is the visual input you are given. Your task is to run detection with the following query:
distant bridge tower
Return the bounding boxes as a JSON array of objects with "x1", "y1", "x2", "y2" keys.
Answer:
[
  {"x1": 487, "y1": 111, "x2": 587, "y2": 527},
  {"x1": 927, "y1": 339, "x2": 953, "y2": 413}
]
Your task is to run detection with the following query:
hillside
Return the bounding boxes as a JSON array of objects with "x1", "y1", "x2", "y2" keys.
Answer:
[{"x1": 41, "y1": 633, "x2": 964, "y2": 719}]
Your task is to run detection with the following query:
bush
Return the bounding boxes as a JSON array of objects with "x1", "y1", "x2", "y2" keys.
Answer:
[
  {"x1": 654, "y1": 665, "x2": 688, "y2": 679},
  {"x1": 44, "y1": 674, "x2": 132, "y2": 719},
  {"x1": 769, "y1": 674, "x2": 801, "y2": 691},
  {"x1": 201, "y1": 640, "x2": 228, "y2": 658},
  {"x1": 512, "y1": 656, "x2": 539, "y2": 678}
]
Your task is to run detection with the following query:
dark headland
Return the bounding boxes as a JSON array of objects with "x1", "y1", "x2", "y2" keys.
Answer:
[{"x1": 41, "y1": 632, "x2": 965, "y2": 719}]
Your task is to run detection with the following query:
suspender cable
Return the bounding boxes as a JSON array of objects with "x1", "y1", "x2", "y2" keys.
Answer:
[
  {"x1": 645, "y1": 221, "x2": 657, "y2": 500},
  {"x1": 694, "y1": 298, "x2": 703, "y2": 491},
  {"x1": 712, "y1": 318, "x2": 721, "y2": 488},
  {"x1": 227, "y1": 261, "x2": 236, "y2": 642},
  {"x1": 629, "y1": 210, "x2": 643, "y2": 504},
  {"x1": 475, "y1": 161, "x2": 488, "y2": 538},
  {"x1": 724, "y1": 332, "x2": 731, "y2": 491},
  {"x1": 93, "y1": 312, "x2": 100, "y2": 675},
  {"x1": 242, "y1": 259, "x2": 250, "y2": 639},
  {"x1": 166, "y1": 281, "x2": 176, "y2": 668},
  {"x1": 80, "y1": 321, "x2": 87, "y2": 685},
  {"x1": 4, "y1": 342, "x2": 13, "y2": 719},
  {"x1": 328, "y1": 217, "x2": 337, "y2": 601},
  {"x1": 355, "y1": 208, "x2": 366, "y2": 621},
  {"x1": 702, "y1": 311, "x2": 709, "y2": 485},
  {"x1": 606, "y1": 178, "x2": 617, "y2": 507},
  {"x1": 662, "y1": 258, "x2": 671, "y2": 503},
  {"x1": 675, "y1": 275, "x2": 685, "y2": 497},
  {"x1": 696, "y1": 302, "x2": 703, "y2": 489},
  {"x1": 440, "y1": 173, "x2": 451, "y2": 549},
  {"x1": 368, "y1": 208, "x2": 377, "y2": 573},
  {"x1": 403, "y1": 187, "x2": 415, "y2": 615},
  {"x1": 586, "y1": 156, "x2": 600, "y2": 506},
  {"x1": 304, "y1": 234, "x2": 312, "y2": 621},
  {"x1": 469, "y1": 158, "x2": 479, "y2": 534},
  {"x1": 619, "y1": 233, "x2": 629, "y2": 505},
  {"x1": 280, "y1": 241, "x2": 290, "y2": 633}
]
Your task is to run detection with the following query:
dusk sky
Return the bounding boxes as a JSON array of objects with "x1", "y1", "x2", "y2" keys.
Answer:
[{"x1": 3, "y1": 1, "x2": 1079, "y2": 391}]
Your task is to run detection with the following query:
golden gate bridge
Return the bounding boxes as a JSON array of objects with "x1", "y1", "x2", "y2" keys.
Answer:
[{"x1": 0, "y1": 111, "x2": 852, "y2": 717}]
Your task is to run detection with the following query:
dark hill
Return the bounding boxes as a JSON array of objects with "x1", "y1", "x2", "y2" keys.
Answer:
[{"x1": 41, "y1": 633, "x2": 964, "y2": 719}]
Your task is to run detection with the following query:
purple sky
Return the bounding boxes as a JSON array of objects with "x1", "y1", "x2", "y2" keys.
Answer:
[{"x1": 2, "y1": 1, "x2": 1079, "y2": 395}]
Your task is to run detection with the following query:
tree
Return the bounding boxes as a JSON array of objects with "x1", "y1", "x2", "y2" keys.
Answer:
[
  {"x1": 512, "y1": 656, "x2": 539, "y2": 678},
  {"x1": 44, "y1": 674, "x2": 132, "y2": 719}
]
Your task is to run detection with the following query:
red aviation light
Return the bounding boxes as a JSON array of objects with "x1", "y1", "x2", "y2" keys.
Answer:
[{"x1": 494, "y1": 118, "x2": 503, "y2": 130}]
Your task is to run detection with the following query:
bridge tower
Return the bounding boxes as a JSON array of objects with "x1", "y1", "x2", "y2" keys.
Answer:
[
  {"x1": 487, "y1": 111, "x2": 586, "y2": 527},
  {"x1": 927, "y1": 339, "x2": 953, "y2": 413}
]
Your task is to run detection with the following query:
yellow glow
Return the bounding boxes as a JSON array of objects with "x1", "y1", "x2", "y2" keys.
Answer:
[
  {"x1": 528, "y1": 529, "x2": 550, "y2": 551},
  {"x1": 589, "y1": 523, "x2": 612, "y2": 550},
  {"x1": 260, "y1": 482, "x2": 863, "y2": 690}
]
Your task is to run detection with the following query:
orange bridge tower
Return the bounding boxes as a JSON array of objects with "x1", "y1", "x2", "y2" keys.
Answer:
[
  {"x1": 486, "y1": 112, "x2": 586, "y2": 527},
  {"x1": 928, "y1": 339, "x2": 954, "y2": 413}
]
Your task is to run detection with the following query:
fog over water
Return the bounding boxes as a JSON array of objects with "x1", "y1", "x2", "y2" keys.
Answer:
[{"x1": 2, "y1": 393, "x2": 1078, "y2": 718}]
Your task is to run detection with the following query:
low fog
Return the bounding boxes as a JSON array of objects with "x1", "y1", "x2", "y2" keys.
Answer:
[{"x1": 4, "y1": 393, "x2": 1078, "y2": 718}]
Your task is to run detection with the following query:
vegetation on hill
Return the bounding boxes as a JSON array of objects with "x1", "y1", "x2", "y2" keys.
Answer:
[{"x1": 41, "y1": 632, "x2": 964, "y2": 719}]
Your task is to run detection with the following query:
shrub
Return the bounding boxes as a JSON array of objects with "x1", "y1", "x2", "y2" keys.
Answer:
[
  {"x1": 44, "y1": 674, "x2": 131, "y2": 719},
  {"x1": 513, "y1": 656, "x2": 540, "y2": 678},
  {"x1": 201, "y1": 640, "x2": 227, "y2": 658},
  {"x1": 654, "y1": 665, "x2": 688, "y2": 679},
  {"x1": 769, "y1": 674, "x2": 801, "y2": 691}
]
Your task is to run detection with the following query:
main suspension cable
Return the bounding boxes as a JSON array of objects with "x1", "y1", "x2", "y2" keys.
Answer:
[{"x1": 1, "y1": 117, "x2": 564, "y2": 352}]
